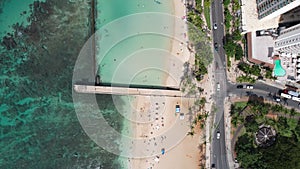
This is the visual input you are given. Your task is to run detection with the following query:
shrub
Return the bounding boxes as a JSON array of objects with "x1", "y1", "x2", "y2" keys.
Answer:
[
  {"x1": 224, "y1": 0, "x2": 230, "y2": 6},
  {"x1": 236, "y1": 75, "x2": 256, "y2": 83},
  {"x1": 251, "y1": 65, "x2": 261, "y2": 76},
  {"x1": 235, "y1": 44, "x2": 243, "y2": 60}
]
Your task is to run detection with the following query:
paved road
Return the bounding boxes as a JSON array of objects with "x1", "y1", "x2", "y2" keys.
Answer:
[
  {"x1": 210, "y1": 0, "x2": 229, "y2": 169},
  {"x1": 227, "y1": 82, "x2": 300, "y2": 110},
  {"x1": 209, "y1": 0, "x2": 300, "y2": 168},
  {"x1": 211, "y1": 64, "x2": 228, "y2": 169},
  {"x1": 211, "y1": 0, "x2": 225, "y2": 65}
]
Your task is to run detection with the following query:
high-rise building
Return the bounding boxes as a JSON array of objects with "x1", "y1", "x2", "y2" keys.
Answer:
[
  {"x1": 256, "y1": 0, "x2": 300, "y2": 20},
  {"x1": 275, "y1": 23, "x2": 300, "y2": 54}
]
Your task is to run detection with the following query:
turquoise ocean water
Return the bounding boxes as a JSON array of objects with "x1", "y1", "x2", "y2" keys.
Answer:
[
  {"x1": 95, "y1": 1, "x2": 175, "y2": 167},
  {"x1": 96, "y1": 0, "x2": 174, "y2": 86},
  {"x1": 0, "y1": 0, "x2": 175, "y2": 168}
]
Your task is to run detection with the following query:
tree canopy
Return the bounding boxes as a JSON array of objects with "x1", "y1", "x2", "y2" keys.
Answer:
[{"x1": 236, "y1": 117, "x2": 300, "y2": 169}]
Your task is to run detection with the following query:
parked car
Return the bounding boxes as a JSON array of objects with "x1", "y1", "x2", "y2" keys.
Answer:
[
  {"x1": 217, "y1": 131, "x2": 220, "y2": 139},
  {"x1": 237, "y1": 85, "x2": 243, "y2": 89},
  {"x1": 257, "y1": 76, "x2": 264, "y2": 80},
  {"x1": 237, "y1": 84, "x2": 254, "y2": 89},
  {"x1": 273, "y1": 96, "x2": 281, "y2": 102},
  {"x1": 246, "y1": 85, "x2": 254, "y2": 89},
  {"x1": 175, "y1": 105, "x2": 180, "y2": 113},
  {"x1": 179, "y1": 113, "x2": 184, "y2": 120}
]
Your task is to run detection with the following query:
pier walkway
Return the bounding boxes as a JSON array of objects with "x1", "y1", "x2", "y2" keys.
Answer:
[{"x1": 74, "y1": 85, "x2": 184, "y2": 97}]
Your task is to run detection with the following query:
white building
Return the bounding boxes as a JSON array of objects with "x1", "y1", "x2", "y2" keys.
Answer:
[
  {"x1": 257, "y1": 0, "x2": 300, "y2": 20},
  {"x1": 275, "y1": 23, "x2": 300, "y2": 54}
]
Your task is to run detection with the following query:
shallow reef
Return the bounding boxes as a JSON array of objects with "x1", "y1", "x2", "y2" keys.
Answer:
[{"x1": 0, "y1": 0, "x2": 123, "y2": 168}]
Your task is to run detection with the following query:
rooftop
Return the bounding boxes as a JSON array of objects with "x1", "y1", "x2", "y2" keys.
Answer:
[
  {"x1": 255, "y1": 125, "x2": 276, "y2": 147},
  {"x1": 247, "y1": 32, "x2": 275, "y2": 67},
  {"x1": 240, "y1": 0, "x2": 280, "y2": 33}
]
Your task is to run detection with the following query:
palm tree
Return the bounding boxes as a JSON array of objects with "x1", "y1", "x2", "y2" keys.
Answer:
[
  {"x1": 290, "y1": 108, "x2": 297, "y2": 117},
  {"x1": 238, "y1": 115, "x2": 245, "y2": 124},
  {"x1": 244, "y1": 66, "x2": 251, "y2": 75},
  {"x1": 271, "y1": 104, "x2": 277, "y2": 112},
  {"x1": 198, "y1": 87, "x2": 204, "y2": 94},
  {"x1": 278, "y1": 105, "x2": 284, "y2": 112},
  {"x1": 203, "y1": 112, "x2": 209, "y2": 120},
  {"x1": 261, "y1": 106, "x2": 269, "y2": 116},
  {"x1": 231, "y1": 116, "x2": 238, "y2": 127},
  {"x1": 188, "y1": 130, "x2": 195, "y2": 136},
  {"x1": 200, "y1": 123, "x2": 204, "y2": 129},
  {"x1": 283, "y1": 108, "x2": 288, "y2": 115},
  {"x1": 197, "y1": 114, "x2": 203, "y2": 121},
  {"x1": 199, "y1": 97, "x2": 206, "y2": 109}
]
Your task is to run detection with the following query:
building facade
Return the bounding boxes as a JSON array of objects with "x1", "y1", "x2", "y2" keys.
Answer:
[
  {"x1": 275, "y1": 23, "x2": 300, "y2": 54},
  {"x1": 257, "y1": 0, "x2": 300, "y2": 20}
]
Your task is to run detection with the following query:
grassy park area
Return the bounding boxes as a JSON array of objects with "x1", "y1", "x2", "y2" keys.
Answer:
[
  {"x1": 230, "y1": 100, "x2": 300, "y2": 168},
  {"x1": 186, "y1": 0, "x2": 213, "y2": 82},
  {"x1": 204, "y1": 0, "x2": 211, "y2": 29}
]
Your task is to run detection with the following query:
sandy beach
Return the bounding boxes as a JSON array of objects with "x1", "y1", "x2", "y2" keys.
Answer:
[{"x1": 119, "y1": 0, "x2": 207, "y2": 169}]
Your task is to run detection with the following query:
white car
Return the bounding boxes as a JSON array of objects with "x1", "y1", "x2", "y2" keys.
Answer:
[
  {"x1": 213, "y1": 23, "x2": 217, "y2": 30},
  {"x1": 274, "y1": 96, "x2": 281, "y2": 102},
  {"x1": 179, "y1": 113, "x2": 184, "y2": 120},
  {"x1": 246, "y1": 85, "x2": 254, "y2": 89},
  {"x1": 217, "y1": 131, "x2": 220, "y2": 139},
  {"x1": 217, "y1": 82, "x2": 220, "y2": 91}
]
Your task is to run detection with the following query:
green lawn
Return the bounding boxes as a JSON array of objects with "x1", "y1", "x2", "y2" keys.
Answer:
[
  {"x1": 227, "y1": 55, "x2": 231, "y2": 67},
  {"x1": 287, "y1": 118, "x2": 298, "y2": 131},
  {"x1": 234, "y1": 101, "x2": 247, "y2": 109},
  {"x1": 204, "y1": 0, "x2": 211, "y2": 29}
]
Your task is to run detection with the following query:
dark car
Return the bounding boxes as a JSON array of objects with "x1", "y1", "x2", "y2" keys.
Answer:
[
  {"x1": 237, "y1": 85, "x2": 243, "y2": 89},
  {"x1": 257, "y1": 76, "x2": 264, "y2": 80},
  {"x1": 211, "y1": 163, "x2": 216, "y2": 169},
  {"x1": 175, "y1": 105, "x2": 180, "y2": 113},
  {"x1": 214, "y1": 43, "x2": 218, "y2": 51}
]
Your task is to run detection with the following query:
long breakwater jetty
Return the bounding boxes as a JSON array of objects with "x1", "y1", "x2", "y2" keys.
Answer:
[{"x1": 74, "y1": 85, "x2": 185, "y2": 97}]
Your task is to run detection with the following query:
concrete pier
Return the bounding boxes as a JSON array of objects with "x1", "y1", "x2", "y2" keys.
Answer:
[
  {"x1": 78, "y1": 2, "x2": 186, "y2": 98},
  {"x1": 74, "y1": 85, "x2": 184, "y2": 97}
]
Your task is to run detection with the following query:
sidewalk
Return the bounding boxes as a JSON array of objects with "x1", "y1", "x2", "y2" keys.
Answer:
[
  {"x1": 258, "y1": 79, "x2": 285, "y2": 89},
  {"x1": 204, "y1": 61, "x2": 215, "y2": 169},
  {"x1": 224, "y1": 98, "x2": 239, "y2": 169}
]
